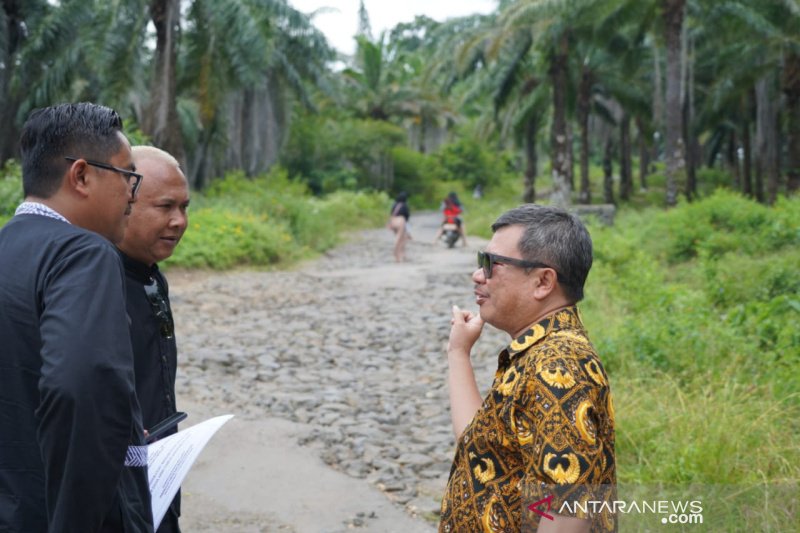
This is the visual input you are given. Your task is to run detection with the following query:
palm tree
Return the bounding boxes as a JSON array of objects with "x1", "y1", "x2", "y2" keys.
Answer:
[
  {"x1": 143, "y1": 0, "x2": 185, "y2": 166},
  {"x1": 488, "y1": 0, "x2": 617, "y2": 206},
  {"x1": 696, "y1": 0, "x2": 799, "y2": 201},
  {"x1": 7, "y1": 0, "x2": 150, "y2": 138},
  {"x1": 180, "y1": 0, "x2": 332, "y2": 187}
]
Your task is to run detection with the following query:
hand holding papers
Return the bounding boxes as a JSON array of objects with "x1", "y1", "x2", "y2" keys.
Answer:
[{"x1": 147, "y1": 414, "x2": 234, "y2": 529}]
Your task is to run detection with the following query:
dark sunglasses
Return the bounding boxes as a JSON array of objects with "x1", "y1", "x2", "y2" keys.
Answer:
[
  {"x1": 477, "y1": 250, "x2": 559, "y2": 280},
  {"x1": 143, "y1": 278, "x2": 175, "y2": 339},
  {"x1": 64, "y1": 156, "x2": 143, "y2": 198}
]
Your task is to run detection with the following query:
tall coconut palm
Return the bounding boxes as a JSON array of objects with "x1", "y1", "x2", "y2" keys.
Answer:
[
  {"x1": 8, "y1": 0, "x2": 150, "y2": 134},
  {"x1": 696, "y1": 0, "x2": 799, "y2": 201},
  {"x1": 143, "y1": 0, "x2": 184, "y2": 166},
  {"x1": 488, "y1": 0, "x2": 617, "y2": 206},
  {"x1": 180, "y1": 0, "x2": 332, "y2": 187}
]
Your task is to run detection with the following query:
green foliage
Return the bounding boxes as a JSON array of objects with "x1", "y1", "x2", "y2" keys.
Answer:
[
  {"x1": 0, "y1": 161, "x2": 23, "y2": 217},
  {"x1": 637, "y1": 189, "x2": 799, "y2": 263},
  {"x1": 463, "y1": 172, "x2": 541, "y2": 239},
  {"x1": 164, "y1": 168, "x2": 388, "y2": 269},
  {"x1": 390, "y1": 146, "x2": 436, "y2": 202},
  {"x1": 706, "y1": 247, "x2": 800, "y2": 309},
  {"x1": 166, "y1": 208, "x2": 294, "y2": 269},
  {"x1": 428, "y1": 136, "x2": 511, "y2": 190},
  {"x1": 577, "y1": 192, "x2": 800, "y2": 501},
  {"x1": 281, "y1": 115, "x2": 405, "y2": 194}
]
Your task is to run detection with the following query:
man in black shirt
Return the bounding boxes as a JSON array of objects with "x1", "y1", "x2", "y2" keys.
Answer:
[
  {"x1": 0, "y1": 103, "x2": 153, "y2": 532},
  {"x1": 117, "y1": 146, "x2": 190, "y2": 532}
]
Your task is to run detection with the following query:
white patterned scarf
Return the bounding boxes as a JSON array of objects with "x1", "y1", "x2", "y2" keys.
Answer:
[{"x1": 15, "y1": 202, "x2": 70, "y2": 224}]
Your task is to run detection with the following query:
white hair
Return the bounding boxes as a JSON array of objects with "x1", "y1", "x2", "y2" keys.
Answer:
[{"x1": 131, "y1": 145, "x2": 181, "y2": 170}]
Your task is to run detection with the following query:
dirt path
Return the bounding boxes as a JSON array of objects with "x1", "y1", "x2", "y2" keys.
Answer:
[{"x1": 167, "y1": 211, "x2": 507, "y2": 532}]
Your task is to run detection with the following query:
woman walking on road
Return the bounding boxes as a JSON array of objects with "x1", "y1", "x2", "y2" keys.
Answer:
[{"x1": 387, "y1": 192, "x2": 411, "y2": 262}]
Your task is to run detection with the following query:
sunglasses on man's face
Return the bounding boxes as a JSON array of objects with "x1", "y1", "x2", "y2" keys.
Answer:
[
  {"x1": 143, "y1": 278, "x2": 175, "y2": 339},
  {"x1": 64, "y1": 156, "x2": 144, "y2": 198},
  {"x1": 477, "y1": 250, "x2": 558, "y2": 280}
]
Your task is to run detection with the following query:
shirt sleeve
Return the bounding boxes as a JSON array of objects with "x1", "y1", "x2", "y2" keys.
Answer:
[{"x1": 36, "y1": 238, "x2": 143, "y2": 530}]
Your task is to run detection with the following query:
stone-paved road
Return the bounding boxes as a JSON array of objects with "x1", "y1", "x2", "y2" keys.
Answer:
[{"x1": 168, "y1": 211, "x2": 509, "y2": 532}]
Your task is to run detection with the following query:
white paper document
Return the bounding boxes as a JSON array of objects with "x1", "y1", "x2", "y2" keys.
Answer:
[{"x1": 147, "y1": 414, "x2": 234, "y2": 529}]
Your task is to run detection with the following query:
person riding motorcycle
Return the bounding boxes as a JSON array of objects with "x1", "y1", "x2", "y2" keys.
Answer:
[{"x1": 434, "y1": 192, "x2": 468, "y2": 247}]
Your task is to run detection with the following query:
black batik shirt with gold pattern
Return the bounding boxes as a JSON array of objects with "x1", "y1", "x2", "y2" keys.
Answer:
[{"x1": 439, "y1": 306, "x2": 616, "y2": 533}]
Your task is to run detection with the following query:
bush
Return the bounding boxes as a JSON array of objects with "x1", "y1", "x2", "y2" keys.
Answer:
[
  {"x1": 0, "y1": 161, "x2": 23, "y2": 217},
  {"x1": 163, "y1": 169, "x2": 388, "y2": 269},
  {"x1": 428, "y1": 136, "x2": 514, "y2": 190},
  {"x1": 167, "y1": 208, "x2": 295, "y2": 268},
  {"x1": 627, "y1": 190, "x2": 800, "y2": 263},
  {"x1": 390, "y1": 146, "x2": 436, "y2": 203},
  {"x1": 705, "y1": 247, "x2": 800, "y2": 308},
  {"x1": 281, "y1": 116, "x2": 405, "y2": 194},
  {"x1": 577, "y1": 192, "x2": 800, "y2": 513}
]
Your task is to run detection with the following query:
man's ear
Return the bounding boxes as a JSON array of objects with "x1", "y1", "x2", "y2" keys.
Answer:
[
  {"x1": 532, "y1": 268, "x2": 559, "y2": 299},
  {"x1": 65, "y1": 159, "x2": 91, "y2": 198}
]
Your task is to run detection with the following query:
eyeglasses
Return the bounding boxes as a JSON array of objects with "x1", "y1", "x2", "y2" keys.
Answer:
[
  {"x1": 143, "y1": 278, "x2": 175, "y2": 339},
  {"x1": 64, "y1": 156, "x2": 143, "y2": 198},
  {"x1": 477, "y1": 250, "x2": 559, "y2": 280}
]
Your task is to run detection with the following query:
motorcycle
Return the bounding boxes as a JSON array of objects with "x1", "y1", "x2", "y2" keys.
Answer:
[{"x1": 441, "y1": 222, "x2": 460, "y2": 248}]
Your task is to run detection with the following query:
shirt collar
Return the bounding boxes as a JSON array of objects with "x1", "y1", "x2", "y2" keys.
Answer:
[
  {"x1": 501, "y1": 305, "x2": 585, "y2": 362},
  {"x1": 118, "y1": 250, "x2": 159, "y2": 282},
  {"x1": 15, "y1": 201, "x2": 70, "y2": 224}
]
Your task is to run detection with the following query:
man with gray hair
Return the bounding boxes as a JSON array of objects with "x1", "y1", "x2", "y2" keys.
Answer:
[{"x1": 439, "y1": 204, "x2": 616, "y2": 532}]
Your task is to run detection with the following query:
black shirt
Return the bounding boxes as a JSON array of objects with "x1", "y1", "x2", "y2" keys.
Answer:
[
  {"x1": 390, "y1": 200, "x2": 410, "y2": 220},
  {"x1": 0, "y1": 215, "x2": 153, "y2": 532},
  {"x1": 119, "y1": 252, "x2": 181, "y2": 533}
]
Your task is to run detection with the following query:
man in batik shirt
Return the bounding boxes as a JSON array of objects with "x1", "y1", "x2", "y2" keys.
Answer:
[{"x1": 440, "y1": 204, "x2": 616, "y2": 532}]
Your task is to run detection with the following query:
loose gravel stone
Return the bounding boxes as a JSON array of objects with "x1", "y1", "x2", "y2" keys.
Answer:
[{"x1": 170, "y1": 213, "x2": 508, "y2": 525}]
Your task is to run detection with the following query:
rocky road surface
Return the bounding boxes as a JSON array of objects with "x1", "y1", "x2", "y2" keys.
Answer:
[{"x1": 168, "y1": 211, "x2": 508, "y2": 532}]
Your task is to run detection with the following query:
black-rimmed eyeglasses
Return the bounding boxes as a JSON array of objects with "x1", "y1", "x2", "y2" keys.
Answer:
[
  {"x1": 143, "y1": 278, "x2": 175, "y2": 339},
  {"x1": 64, "y1": 156, "x2": 143, "y2": 198},
  {"x1": 477, "y1": 250, "x2": 560, "y2": 280}
]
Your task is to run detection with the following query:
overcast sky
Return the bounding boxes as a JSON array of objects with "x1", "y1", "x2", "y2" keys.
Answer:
[{"x1": 288, "y1": 0, "x2": 497, "y2": 56}]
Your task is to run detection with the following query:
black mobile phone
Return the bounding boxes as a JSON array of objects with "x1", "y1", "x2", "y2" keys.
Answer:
[{"x1": 145, "y1": 411, "x2": 187, "y2": 443}]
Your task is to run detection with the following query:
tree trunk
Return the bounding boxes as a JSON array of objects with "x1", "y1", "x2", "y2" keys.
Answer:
[
  {"x1": 0, "y1": 0, "x2": 24, "y2": 164},
  {"x1": 727, "y1": 130, "x2": 740, "y2": 190},
  {"x1": 578, "y1": 66, "x2": 592, "y2": 204},
  {"x1": 603, "y1": 137, "x2": 615, "y2": 205},
  {"x1": 661, "y1": 0, "x2": 686, "y2": 207},
  {"x1": 567, "y1": 120, "x2": 575, "y2": 193},
  {"x1": 684, "y1": 31, "x2": 696, "y2": 201},
  {"x1": 548, "y1": 32, "x2": 571, "y2": 207},
  {"x1": 143, "y1": 0, "x2": 185, "y2": 167},
  {"x1": 652, "y1": 40, "x2": 664, "y2": 169},
  {"x1": 683, "y1": 95, "x2": 697, "y2": 201},
  {"x1": 523, "y1": 115, "x2": 538, "y2": 203},
  {"x1": 783, "y1": 52, "x2": 800, "y2": 194},
  {"x1": 636, "y1": 117, "x2": 650, "y2": 190},
  {"x1": 620, "y1": 113, "x2": 632, "y2": 201},
  {"x1": 755, "y1": 74, "x2": 779, "y2": 204},
  {"x1": 742, "y1": 105, "x2": 753, "y2": 197}
]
